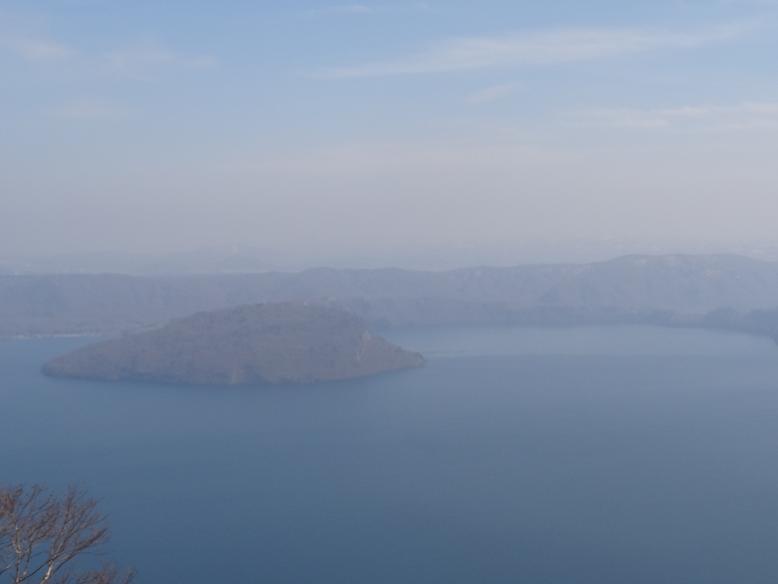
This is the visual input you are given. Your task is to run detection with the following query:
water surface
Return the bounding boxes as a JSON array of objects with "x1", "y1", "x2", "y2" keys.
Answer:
[{"x1": 3, "y1": 325, "x2": 778, "y2": 583}]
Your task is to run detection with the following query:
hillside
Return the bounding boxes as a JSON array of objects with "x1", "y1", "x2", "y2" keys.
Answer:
[{"x1": 6, "y1": 254, "x2": 778, "y2": 336}]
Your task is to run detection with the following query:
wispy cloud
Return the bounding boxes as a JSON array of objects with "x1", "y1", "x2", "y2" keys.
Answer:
[
  {"x1": 305, "y1": 4, "x2": 376, "y2": 16},
  {"x1": 1, "y1": 30, "x2": 215, "y2": 78},
  {"x1": 577, "y1": 102, "x2": 778, "y2": 130},
  {"x1": 3, "y1": 36, "x2": 75, "y2": 62},
  {"x1": 315, "y1": 23, "x2": 750, "y2": 78},
  {"x1": 466, "y1": 82, "x2": 520, "y2": 104},
  {"x1": 50, "y1": 98, "x2": 130, "y2": 120},
  {"x1": 719, "y1": 0, "x2": 778, "y2": 6},
  {"x1": 106, "y1": 44, "x2": 217, "y2": 76},
  {"x1": 304, "y1": 2, "x2": 430, "y2": 17}
]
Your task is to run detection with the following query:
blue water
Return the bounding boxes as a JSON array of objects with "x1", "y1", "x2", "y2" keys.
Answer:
[{"x1": 3, "y1": 325, "x2": 778, "y2": 583}]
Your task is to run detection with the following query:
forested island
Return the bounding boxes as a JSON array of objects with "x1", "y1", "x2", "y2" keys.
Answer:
[{"x1": 42, "y1": 303, "x2": 424, "y2": 386}]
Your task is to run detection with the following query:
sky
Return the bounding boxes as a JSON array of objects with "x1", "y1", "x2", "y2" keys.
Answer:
[{"x1": 3, "y1": 0, "x2": 778, "y2": 268}]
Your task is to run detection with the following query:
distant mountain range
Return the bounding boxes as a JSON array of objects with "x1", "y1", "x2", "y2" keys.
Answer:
[{"x1": 4, "y1": 254, "x2": 778, "y2": 338}]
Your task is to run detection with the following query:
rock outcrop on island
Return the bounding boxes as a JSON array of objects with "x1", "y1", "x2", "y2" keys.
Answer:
[{"x1": 42, "y1": 303, "x2": 424, "y2": 385}]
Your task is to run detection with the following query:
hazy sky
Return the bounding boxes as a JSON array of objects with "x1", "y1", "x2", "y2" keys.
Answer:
[{"x1": 3, "y1": 0, "x2": 778, "y2": 266}]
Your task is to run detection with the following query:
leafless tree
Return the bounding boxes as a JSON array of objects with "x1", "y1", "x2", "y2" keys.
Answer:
[{"x1": 0, "y1": 485, "x2": 134, "y2": 584}]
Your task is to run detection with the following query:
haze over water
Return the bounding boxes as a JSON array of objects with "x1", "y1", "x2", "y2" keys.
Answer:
[{"x1": 4, "y1": 325, "x2": 778, "y2": 583}]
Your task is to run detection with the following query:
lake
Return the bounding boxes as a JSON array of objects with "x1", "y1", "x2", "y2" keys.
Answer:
[{"x1": 3, "y1": 325, "x2": 778, "y2": 583}]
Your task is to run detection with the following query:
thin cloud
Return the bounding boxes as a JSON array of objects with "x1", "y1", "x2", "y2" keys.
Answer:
[
  {"x1": 1, "y1": 32, "x2": 216, "y2": 78},
  {"x1": 50, "y1": 98, "x2": 130, "y2": 120},
  {"x1": 106, "y1": 44, "x2": 217, "y2": 75},
  {"x1": 3, "y1": 36, "x2": 75, "y2": 62},
  {"x1": 304, "y1": 2, "x2": 430, "y2": 17},
  {"x1": 466, "y1": 82, "x2": 520, "y2": 104},
  {"x1": 315, "y1": 23, "x2": 751, "y2": 78},
  {"x1": 578, "y1": 102, "x2": 778, "y2": 130},
  {"x1": 305, "y1": 4, "x2": 376, "y2": 16}
]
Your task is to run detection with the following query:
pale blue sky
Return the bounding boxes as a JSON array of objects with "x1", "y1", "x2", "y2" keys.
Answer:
[{"x1": 3, "y1": 0, "x2": 778, "y2": 266}]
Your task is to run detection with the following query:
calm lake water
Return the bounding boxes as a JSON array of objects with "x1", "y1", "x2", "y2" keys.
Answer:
[{"x1": 3, "y1": 325, "x2": 778, "y2": 583}]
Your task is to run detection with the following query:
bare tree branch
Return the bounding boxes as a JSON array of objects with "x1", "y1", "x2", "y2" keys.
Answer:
[{"x1": 0, "y1": 486, "x2": 133, "y2": 584}]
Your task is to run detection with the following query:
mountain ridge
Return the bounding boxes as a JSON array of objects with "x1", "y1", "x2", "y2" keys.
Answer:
[{"x1": 5, "y1": 254, "x2": 778, "y2": 336}]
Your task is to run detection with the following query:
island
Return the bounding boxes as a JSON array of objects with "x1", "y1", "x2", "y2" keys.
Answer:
[{"x1": 42, "y1": 303, "x2": 425, "y2": 385}]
